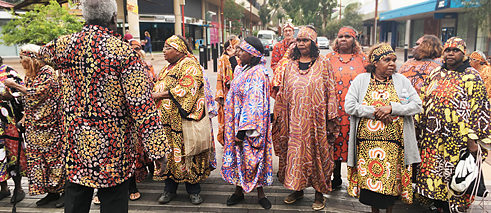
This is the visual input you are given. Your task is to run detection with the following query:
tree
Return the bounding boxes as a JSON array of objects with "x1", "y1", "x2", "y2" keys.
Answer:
[
  {"x1": 340, "y1": 3, "x2": 362, "y2": 31},
  {"x1": 280, "y1": 0, "x2": 337, "y2": 35},
  {"x1": 463, "y1": 0, "x2": 491, "y2": 55},
  {"x1": 1, "y1": 0, "x2": 83, "y2": 45},
  {"x1": 259, "y1": 4, "x2": 271, "y2": 28},
  {"x1": 224, "y1": 0, "x2": 244, "y2": 35}
]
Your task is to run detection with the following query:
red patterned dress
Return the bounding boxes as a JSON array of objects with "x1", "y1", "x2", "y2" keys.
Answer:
[
  {"x1": 24, "y1": 65, "x2": 65, "y2": 195},
  {"x1": 273, "y1": 55, "x2": 339, "y2": 193},
  {"x1": 399, "y1": 58, "x2": 442, "y2": 94},
  {"x1": 0, "y1": 65, "x2": 27, "y2": 182},
  {"x1": 326, "y1": 51, "x2": 368, "y2": 161}
]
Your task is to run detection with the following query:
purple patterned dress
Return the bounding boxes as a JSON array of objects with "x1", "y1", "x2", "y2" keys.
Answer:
[{"x1": 220, "y1": 63, "x2": 273, "y2": 193}]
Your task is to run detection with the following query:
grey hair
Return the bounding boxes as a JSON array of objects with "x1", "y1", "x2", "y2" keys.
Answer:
[{"x1": 81, "y1": 0, "x2": 117, "y2": 25}]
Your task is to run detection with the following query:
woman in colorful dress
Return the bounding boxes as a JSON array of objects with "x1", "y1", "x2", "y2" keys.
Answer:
[
  {"x1": 0, "y1": 57, "x2": 27, "y2": 204},
  {"x1": 415, "y1": 37, "x2": 490, "y2": 213},
  {"x1": 344, "y1": 43, "x2": 422, "y2": 213},
  {"x1": 153, "y1": 35, "x2": 214, "y2": 205},
  {"x1": 273, "y1": 26, "x2": 339, "y2": 211},
  {"x1": 4, "y1": 44, "x2": 65, "y2": 207},
  {"x1": 221, "y1": 37, "x2": 273, "y2": 210},
  {"x1": 399, "y1": 35, "x2": 443, "y2": 94},
  {"x1": 469, "y1": 50, "x2": 491, "y2": 100},
  {"x1": 326, "y1": 26, "x2": 368, "y2": 189},
  {"x1": 216, "y1": 36, "x2": 240, "y2": 145}
]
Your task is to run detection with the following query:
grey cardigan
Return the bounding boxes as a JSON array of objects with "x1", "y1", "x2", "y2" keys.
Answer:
[{"x1": 344, "y1": 73, "x2": 422, "y2": 167}]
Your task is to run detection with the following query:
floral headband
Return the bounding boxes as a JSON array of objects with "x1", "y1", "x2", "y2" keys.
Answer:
[
  {"x1": 239, "y1": 40, "x2": 266, "y2": 65},
  {"x1": 338, "y1": 27, "x2": 356, "y2": 38},
  {"x1": 166, "y1": 35, "x2": 188, "y2": 54},
  {"x1": 283, "y1": 23, "x2": 294, "y2": 31},
  {"x1": 20, "y1": 50, "x2": 37, "y2": 59},
  {"x1": 370, "y1": 44, "x2": 396, "y2": 63},
  {"x1": 297, "y1": 27, "x2": 317, "y2": 44}
]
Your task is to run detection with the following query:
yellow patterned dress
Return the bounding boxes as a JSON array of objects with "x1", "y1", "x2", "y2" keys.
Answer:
[
  {"x1": 153, "y1": 56, "x2": 213, "y2": 184},
  {"x1": 347, "y1": 78, "x2": 413, "y2": 208}
]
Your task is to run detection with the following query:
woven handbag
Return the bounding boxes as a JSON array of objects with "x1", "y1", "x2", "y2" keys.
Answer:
[{"x1": 182, "y1": 105, "x2": 212, "y2": 156}]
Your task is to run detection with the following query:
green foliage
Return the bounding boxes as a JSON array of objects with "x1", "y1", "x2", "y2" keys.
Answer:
[
  {"x1": 259, "y1": 4, "x2": 271, "y2": 27},
  {"x1": 224, "y1": 0, "x2": 244, "y2": 35},
  {"x1": 462, "y1": 0, "x2": 490, "y2": 53},
  {"x1": 324, "y1": 3, "x2": 363, "y2": 39},
  {"x1": 278, "y1": 0, "x2": 337, "y2": 35},
  {"x1": 1, "y1": 0, "x2": 83, "y2": 45}
]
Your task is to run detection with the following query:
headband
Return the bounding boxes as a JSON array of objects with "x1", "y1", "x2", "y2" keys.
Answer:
[
  {"x1": 165, "y1": 35, "x2": 188, "y2": 54},
  {"x1": 297, "y1": 27, "x2": 317, "y2": 44},
  {"x1": 239, "y1": 40, "x2": 266, "y2": 65},
  {"x1": 20, "y1": 51, "x2": 37, "y2": 59},
  {"x1": 443, "y1": 37, "x2": 466, "y2": 54},
  {"x1": 370, "y1": 44, "x2": 396, "y2": 63},
  {"x1": 338, "y1": 27, "x2": 356, "y2": 38},
  {"x1": 283, "y1": 23, "x2": 294, "y2": 31}
]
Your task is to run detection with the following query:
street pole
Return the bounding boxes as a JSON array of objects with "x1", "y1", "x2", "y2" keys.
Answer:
[
  {"x1": 374, "y1": 0, "x2": 378, "y2": 45},
  {"x1": 250, "y1": 2, "x2": 252, "y2": 36},
  {"x1": 220, "y1": 0, "x2": 224, "y2": 44},
  {"x1": 339, "y1": 0, "x2": 341, "y2": 20},
  {"x1": 404, "y1": 20, "x2": 411, "y2": 62},
  {"x1": 182, "y1": 3, "x2": 185, "y2": 37},
  {"x1": 173, "y1": 0, "x2": 182, "y2": 36}
]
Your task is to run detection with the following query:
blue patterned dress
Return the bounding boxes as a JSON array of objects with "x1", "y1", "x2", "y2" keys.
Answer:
[{"x1": 221, "y1": 63, "x2": 273, "y2": 193}]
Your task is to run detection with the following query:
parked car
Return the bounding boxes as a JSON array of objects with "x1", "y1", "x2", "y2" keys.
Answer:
[
  {"x1": 257, "y1": 30, "x2": 277, "y2": 56},
  {"x1": 318, "y1": 36, "x2": 330, "y2": 49}
]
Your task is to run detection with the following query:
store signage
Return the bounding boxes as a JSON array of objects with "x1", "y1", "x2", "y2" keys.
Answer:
[{"x1": 435, "y1": 0, "x2": 451, "y2": 10}]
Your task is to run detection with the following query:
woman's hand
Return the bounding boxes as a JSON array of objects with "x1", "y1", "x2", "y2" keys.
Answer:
[
  {"x1": 217, "y1": 97, "x2": 224, "y2": 106},
  {"x1": 152, "y1": 91, "x2": 170, "y2": 100},
  {"x1": 3, "y1": 78, "x2": 18, "y2": 88},
  {"x1": 234, "y1": 137, "x2": 243, "y2": 147}
]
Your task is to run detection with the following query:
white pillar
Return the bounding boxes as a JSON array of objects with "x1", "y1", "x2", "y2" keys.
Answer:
[
  {"x1": 404, "y1": 19, "x2": 411, "y2": 61},
  {"x1": 174, "y1": 0, "x2": 182, "y2": 36},
  {"x1": 127, "y1": 0, "x2": 140, "y2": 39}
]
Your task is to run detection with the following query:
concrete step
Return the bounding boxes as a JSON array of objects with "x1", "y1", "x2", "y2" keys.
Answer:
[{"x1": 0, "y1": 177, "x2": 489, "y2": 212}]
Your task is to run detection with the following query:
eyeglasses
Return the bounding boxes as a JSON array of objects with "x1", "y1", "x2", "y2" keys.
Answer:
[{"x1": 296, "y1": 38, "x2": 310, "y2": 43}]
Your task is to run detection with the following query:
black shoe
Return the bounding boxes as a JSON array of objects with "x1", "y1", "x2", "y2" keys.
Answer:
[
  {"x1": 55, "y1": 193, "x2": 64, "y2": 208},
  {"x1": 36, "y1": 193, "x2": 60, "y2": 206},
  {"x1": 226, "y1": 193, "x2": 244, "y2": 206},
  {"x1": 258, "y1": 197, "x2": 272, "y2": 209},
  {"x1": 189, "y1": 194, "x2": 203, "y2": 205},
  {"x1": 10, "y1": 190, "x2": 25, "y2": 204},
  {"x1": 332, "y1": 178, "x2": 342, "y2": 190},
  {"x1": 158, "y1": 191, "x2": 176, "y2": 204}
]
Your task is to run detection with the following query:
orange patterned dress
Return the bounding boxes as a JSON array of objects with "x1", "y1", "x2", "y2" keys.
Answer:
[
  {"x1": 326, "y1": 51, "x2": 368, "y2": 161},
  {"x1": 273, "y1": 55, "x2": 339, "y2": 193}
]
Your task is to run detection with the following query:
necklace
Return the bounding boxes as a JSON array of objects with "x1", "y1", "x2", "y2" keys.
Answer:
[
  {"x1": 338, "y1": 53, "x2": 355, "y2": 64},
  {"x1": 298, "y1": 59, "x2": 315, "y2": 75}
]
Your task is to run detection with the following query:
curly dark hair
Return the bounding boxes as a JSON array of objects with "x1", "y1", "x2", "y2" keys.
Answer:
[
  {"x1": 365, "y1": 42, "x2": 392, "y2": 73},
  {"x1": 290, "y1": 26, "x2": 320, "y2": 60},
  {"x1": 413, "y1": 35, "x2": 443, "y2": 60}
]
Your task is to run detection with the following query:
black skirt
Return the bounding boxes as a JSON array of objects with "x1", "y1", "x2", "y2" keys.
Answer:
[{"x1": 359, "y1": 189, "x2": 398, "y2": 209}]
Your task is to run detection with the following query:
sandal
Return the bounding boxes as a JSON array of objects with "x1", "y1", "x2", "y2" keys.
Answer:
[
  {"x1": 129, "y1": 192, "x2": 141, "y2": 201},
  {"x1": 284, "y1": 191, "x2": 304, "y2": 204},
  {"x1": 312, "y1": 196, "x2": 327, "y2": 211}
]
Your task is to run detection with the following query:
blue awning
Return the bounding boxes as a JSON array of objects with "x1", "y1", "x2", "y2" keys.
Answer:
[{"x1": 379, "y1": 0, "x2": 469, "y2": 21}]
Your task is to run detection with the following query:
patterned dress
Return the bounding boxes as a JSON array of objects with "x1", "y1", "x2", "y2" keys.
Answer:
[
  {"x1": 216, "y1": 54, "x2": 234, "y2": 145},
  {"x1": 327, "y1": 51, "x2": 368, "y2": 161},
  {"x1": 399, "y1": 58, "x2": 443, "y2": 94},
  {"x1": 153, "y1": 56, "x2": 214, "y2": 184},
  {"x1": 271, "y1": 39, "x2": 292, "y2": 70},
  {"x1": 415, "y1": 63, "x2": 491, "y2": 211},
  {"x1": 221, "y1": 63, "x2": 273, "y2": 193},
  {"x1": 24, "y1": 65, "x2": 65, "y2": 195},
  {"x1": 0, "y1": 65, "x2": 27, "y2": 182},
  {"x1": 347, "y1": 78, "x2": 413, "y2": 206},
  {"x1": 39, "y1": 25, "x2": 168, "y2": 188},
  {"x1": 474, "y1": 64, "x2": 491, "y2": 100},
  {"x1": 273, "y1": 56, "x2": 339, "y2": 193}
]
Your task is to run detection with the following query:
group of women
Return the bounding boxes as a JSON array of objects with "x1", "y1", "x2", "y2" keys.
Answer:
[
  {"x1": 213, "y1": 25, "x2": 490, "y2": 213},
  {"x1": 1, "y1": 23, "x2": 488, "y2": 213}
]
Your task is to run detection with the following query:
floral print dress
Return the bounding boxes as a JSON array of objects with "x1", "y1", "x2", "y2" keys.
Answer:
[{"x1": 347, "y1": 78, "x2": 413, "y2": 205}]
